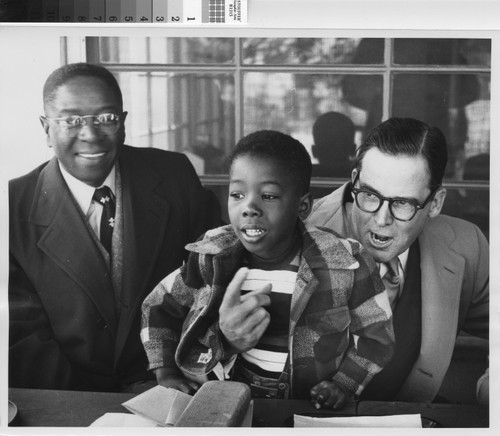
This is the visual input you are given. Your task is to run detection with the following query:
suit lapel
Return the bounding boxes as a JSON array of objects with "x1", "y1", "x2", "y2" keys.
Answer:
[
  {"x1": 398, "y1": 220, "x2": 465, "y2": 401},
  {"x1": 114, "y1": 148, "x2": 171, "y2": 357},
  {"x1": 309, "y1": 183, "x2": 352, "y2": 238},
  {"x1": 30, "y1": 158, "x2": 118, "y2": 333}
]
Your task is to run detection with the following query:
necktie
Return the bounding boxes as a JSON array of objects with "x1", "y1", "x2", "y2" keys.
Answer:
[
  {"x1": 93, "y1": 186, "x2": 115, "y2": 254},
  {"x1": 382, "y1": 258, "x2": 401, "y2": 310}
]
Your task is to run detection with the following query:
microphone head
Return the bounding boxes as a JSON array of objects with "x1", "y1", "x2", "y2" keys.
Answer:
[{"x1": 175, "y1": 381, "x2": 251, "y2": 427}]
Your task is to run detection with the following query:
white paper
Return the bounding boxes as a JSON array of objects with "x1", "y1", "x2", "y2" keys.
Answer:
[
  {"x1": 122, "y1": 385, "x2": 193, "y2": 426},
  {"x1": 90, "y1": 413, "x2": 158, "y2": 427},
  {"x1": 294, "y1": 413, "x2": 422, "y2": 428}
]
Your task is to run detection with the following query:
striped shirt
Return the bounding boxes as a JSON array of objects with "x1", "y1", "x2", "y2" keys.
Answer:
[{"x1": 238, "y1": 253, "x2": 300, "y2": 378}]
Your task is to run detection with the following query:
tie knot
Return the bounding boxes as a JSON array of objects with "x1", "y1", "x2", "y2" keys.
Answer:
[
  {"x1": 93, "y1": 186, "x2": 114, "y2": 205},
  {"x1": 92, "y1": 186, "x2": 115, "y2": 254},
  {"x1": 382, "y1": 258, "x2": 401, "y2": 309},
  {"x1": 385, "y1": 258, "x2": 400, "y2": 280}
]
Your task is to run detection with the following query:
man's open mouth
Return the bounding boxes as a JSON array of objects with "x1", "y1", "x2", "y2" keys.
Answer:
[{"x1": 370, "y1": 231, "x2": 393, "y2": 246}]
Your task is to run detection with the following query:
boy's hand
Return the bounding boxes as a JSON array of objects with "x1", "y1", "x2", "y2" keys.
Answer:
[
  {"x1": 154, "y1": 367, "x2": 200, "y2": 395},
  {"x1": 219, "y1": 267, "x2": 272, "y2": 353},
  {"x1": 310, "y1": 380, "x2": 350, "y2": 410}
]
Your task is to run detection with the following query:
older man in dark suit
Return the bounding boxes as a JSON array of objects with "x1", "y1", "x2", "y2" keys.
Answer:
[{"x1": 9, "y1": 63, "x2": 221, "y2": 393}]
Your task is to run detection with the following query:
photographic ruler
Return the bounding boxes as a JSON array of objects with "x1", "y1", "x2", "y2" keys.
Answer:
[{"x1": 0, "y1": 0, "x2": 247, "y2": 23}]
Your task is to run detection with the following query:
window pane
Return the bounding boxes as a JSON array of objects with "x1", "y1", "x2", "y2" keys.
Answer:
[
  {"x1": 78, "y1": 35, "x2": 490, "y2": 209},
  {"x1": 97, "y1": 37, "x2": 235, "y2": 64},
  {"x1": 394, "y1": 39, "x2": 491, "y2": 66},
  {"x1": 441, "y1": 186, "x2": 489, "y2": 240},
  {"x1": 343, "y1": 38, "x2": 385, "y2": 66},
  {"x1": 242, "y1": 38, "x2": 382, "y2": 65},
  {"x1": 392, "y1": 73, "x2": 490, "y2": 180},
  {"x1": 243, "y1": 72, "x2": 382, "y2": 177},
  {"x1": 116, "y1": 71, "x2": 235, "y2": 174}
]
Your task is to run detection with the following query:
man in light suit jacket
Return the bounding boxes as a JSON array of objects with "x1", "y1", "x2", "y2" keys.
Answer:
[
  {"x1": 9, "y1": 63, "x2": 221, "y2": 393},
  {"x1": 306, "y1": 117, "x2": 488, "y2": 403}
]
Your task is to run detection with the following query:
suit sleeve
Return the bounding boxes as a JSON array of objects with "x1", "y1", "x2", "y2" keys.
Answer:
[
  {"x1": 9, "y1": 254, "x2": 82, "y2": 389},
  {"x1": 332, "y1": 244, "x2": 395, "y2": 396},
  {"x1": 179, "y1": 154, "x2": 222, "y2": 245},
  {"x1": 460, "y1": 224, "x2": 489, "y2": 338}
]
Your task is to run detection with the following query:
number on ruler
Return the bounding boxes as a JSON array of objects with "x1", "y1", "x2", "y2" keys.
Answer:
[
  {"x1": 171, "y1": 16, "x2": 180, "y2": 21},
  {"x1": 93, "y1": 16, "x2": 103, "y2": 22},
  {"x1": 156, "y1": 16, "x2": 165, "y2": 21},
  {"x1": 141, "y1": 16, "x2": 149, "y2": 22},
  {"x1": 109, "y1": 16, "x2": 118, "y2": 22}
]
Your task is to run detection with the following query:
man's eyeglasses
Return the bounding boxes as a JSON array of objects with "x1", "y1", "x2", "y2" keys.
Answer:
[
  {"x1": 351, "y1": 174, "x2": 438, "y2": 222},
  {"x1": 41, "y1": 113, "x2": 123, "y2": 136}
]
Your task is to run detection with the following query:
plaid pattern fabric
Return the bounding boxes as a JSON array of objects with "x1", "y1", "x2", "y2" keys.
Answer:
[{"x1": 141, "y1": 222, "x2": 394, "y2": 398}]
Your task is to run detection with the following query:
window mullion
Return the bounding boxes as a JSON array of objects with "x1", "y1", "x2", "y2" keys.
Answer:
[
  {"x1": 235, "y1": 37, "x2": 243, "y2": 140},
  {"x1": 383, "y1": 38, "x2": 393, "y2": 121}
]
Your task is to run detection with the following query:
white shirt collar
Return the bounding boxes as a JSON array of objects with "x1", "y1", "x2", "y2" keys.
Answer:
[
  {"x1": 398, "y1": 248, "x2": 410, "y2": 274},
  {"x1": 59, "y1": 162, "x2": 116, "y2": 215},
  {"x1": 378, "y1": 248, "x2": 409, "y2": 277}
]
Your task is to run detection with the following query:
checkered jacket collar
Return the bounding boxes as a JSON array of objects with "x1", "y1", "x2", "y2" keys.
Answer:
[{"x1": 185, "y1": 221, "x2": 360, "y2": 272}]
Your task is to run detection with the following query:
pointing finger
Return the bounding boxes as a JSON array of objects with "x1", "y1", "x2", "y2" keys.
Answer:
[
  {"x1": 241, "y1": 282, "x2": 272, "y2": 298},
  {"x1": 240, "y1": 283, "x2": 272, "y2": 308},
  {"x1": 220, "y1": 267, "x2": 249, "y2": 310}
]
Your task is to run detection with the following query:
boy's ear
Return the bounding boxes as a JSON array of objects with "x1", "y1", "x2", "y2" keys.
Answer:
[{"x1": 298, "y1": 193, "x2": 313, "y2": 220}]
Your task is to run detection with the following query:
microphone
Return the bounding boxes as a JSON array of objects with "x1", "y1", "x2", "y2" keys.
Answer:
[{"x1": 175, "y1": 381, "x2": 252, "y2": 427}]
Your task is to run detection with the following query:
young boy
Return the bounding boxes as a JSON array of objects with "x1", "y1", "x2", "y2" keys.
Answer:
[{"x1": 141, "y1": 130, "x2": 394, "y2": 409}]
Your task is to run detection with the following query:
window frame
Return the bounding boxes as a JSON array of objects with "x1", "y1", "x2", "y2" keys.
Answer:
[{"x1": 82, "y1": 36, "x2": 490, "y2": 193}]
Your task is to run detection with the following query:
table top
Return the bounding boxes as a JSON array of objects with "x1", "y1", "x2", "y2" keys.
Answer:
[{"x1": 8, "y1": 387, "x2": 488, "y2": 428}]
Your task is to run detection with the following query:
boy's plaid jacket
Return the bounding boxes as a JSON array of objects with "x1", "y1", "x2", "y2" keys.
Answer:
[{"x1": 141, "y1": 222, "x2": 394, "y2": 398}]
